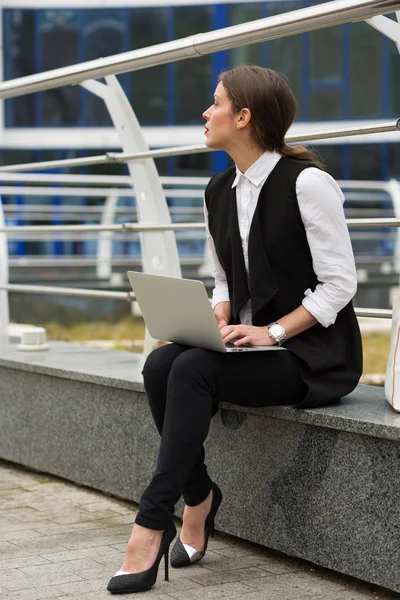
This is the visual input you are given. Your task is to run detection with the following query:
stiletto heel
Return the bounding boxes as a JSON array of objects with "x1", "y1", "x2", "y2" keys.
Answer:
[
  {"x1": 170, "y1": 482, "x2": 222, "y2": 568},
  {"x1": 164, "y1": 549, "x2": 169, "y2": 581},
  {"x1": 107, "y1": 521, "x2": 176, "y2": 594}
]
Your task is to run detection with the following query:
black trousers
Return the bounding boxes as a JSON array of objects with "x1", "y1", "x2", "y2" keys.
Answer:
[{"x1": 135, "y1": 343, "x2": 307, "y2": 530}]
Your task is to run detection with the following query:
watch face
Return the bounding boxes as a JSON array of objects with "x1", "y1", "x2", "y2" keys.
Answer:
[{"x1": 270, "y1": 324, "x2": 284, "y2": 337}]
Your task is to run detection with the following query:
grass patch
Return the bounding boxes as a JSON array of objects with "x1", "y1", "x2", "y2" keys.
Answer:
[
  {"x1": 43, "y1": 318, "x2": 391, "y2": 375},
  {"x1": 362, "y1": 334, "x2": 390, "y2": 375},
  {"x1": 45, "y1": 316, "x2": 145, "y2": 343}
]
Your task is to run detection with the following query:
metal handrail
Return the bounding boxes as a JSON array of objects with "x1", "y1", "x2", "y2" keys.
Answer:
[
  {"x1": 0, "y1": 174, "x2": 209, "y2": 186},
  {"x1": 0, "y1": 0, "x2": 398, "y2": 100},
  {"x1": 0, "y1": 223, "x2": 205, "y2": 234},
  {"x1": 1, "y1": 120, "x2": 399, "y2": 173},
  {"x1": 0, "y1": 173, "x2": 397, "y2": 188},
  {"x1": 3, "y1": 218, "x2": 400, "y2": 235},
  {"x1": 0, "y1": 279, "x2": 392, "y2": 320},
  {"x1": 0, "y1": 186, "x2": 204, "y2": 199},
  {"x1": 1, "y1": 283, "x2": 134, "y2": 302}
]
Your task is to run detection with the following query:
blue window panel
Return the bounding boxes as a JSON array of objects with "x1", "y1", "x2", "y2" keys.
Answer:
[
  {"x1": 51, "y1": 194, "x2": 63, "y2": 257},
  {"x1": 34, "y1": 11, "x2": 43, "y2": 128},
  {"x1": 79, "y1": 10, "x2": 86, "y2": 126},
  {"x1": 121, "y1": 7, "x2": 131, "y2": 98},
  {"x1": 212, "y1": 4, "x2": 228, "y2": 77},
  {"x1": 167, "y1": 7, "x2": 176, "y2": 126},
  {"x1": 301, "y1": 32, "x2": 311, "y2": 120},
  {"x1": 342, "y1": 145, "x2": 350, "y2": 181},
  {"x1": 168, "y1": 156, "x2": 177, "y2": 176},
  {"x1": 83, "y1": 9, "x2": 125, "y2": 126},
  {"x1": 382, "y1": 35, "x2": 390, "y2": 119},
  {"x1": 260, "y1": 3, "x2": 270, "y2": 66},
  {"x1": 3, "y1": 10, "x2": 13, "y2": 127},
  {"x1": 342, "y1": 24, "x2": 351, "y2": 119},
  {"x1": 211, "y1": 4, "x2": 229, "y2": 174},
  {"x1": 39, "y1": 9, "x2": 81, "y2": 126},
  {"x1": 15, "y1": 187, "x2": 26, "y2": 257},
  {"x1": 349, "y1": 21, "x2": 383, "y2": 118},
  {"x1": 382, "y1": 143, "x2": 390, "y2": 181}
]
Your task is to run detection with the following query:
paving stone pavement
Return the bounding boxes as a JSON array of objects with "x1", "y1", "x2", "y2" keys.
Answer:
[{"x1": 0, "y1": 459, "x2": 399, "y2": 600}]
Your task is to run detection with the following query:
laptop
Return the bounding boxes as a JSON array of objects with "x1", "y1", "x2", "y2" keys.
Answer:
[{"x1": 127, "y1": 271, "x2": 286, "y2": 353}]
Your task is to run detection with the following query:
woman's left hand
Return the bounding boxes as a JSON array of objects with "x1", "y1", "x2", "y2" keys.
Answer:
[{"x1": 220, "y1": 324, "x2": 276, "y2": 347}]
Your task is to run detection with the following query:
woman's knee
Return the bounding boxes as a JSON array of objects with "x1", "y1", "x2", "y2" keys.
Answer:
[
  {"x1": 142, "y1": 343, "x2": 186, "y2": 384},
  {"x1": 169, "y1": 348, "x2": 219, "y2": 387}
]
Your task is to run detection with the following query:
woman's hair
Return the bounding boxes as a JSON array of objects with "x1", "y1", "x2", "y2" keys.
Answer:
[{"x1": 219, "y1": 65, "x2": 325, "y2": 170}]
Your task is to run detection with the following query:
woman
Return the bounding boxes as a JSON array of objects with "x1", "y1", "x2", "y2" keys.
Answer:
[{"x1": 107, "y1": 65, "x2": 362, "y2": 595}]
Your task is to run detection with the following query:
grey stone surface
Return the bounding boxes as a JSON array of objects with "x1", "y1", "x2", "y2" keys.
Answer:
[
  {"x1": 0, "y1": 336, "x2": 146, "y2": 392},
  {"x1": 1, "y1": 338, "x2": 400, "y2": 594},
  {"x1": 0, "y1": 460, "x2": 397, "y2": 600},
  {"x1": 0, "y1": 337, "x2": 399, "y2": 440}
]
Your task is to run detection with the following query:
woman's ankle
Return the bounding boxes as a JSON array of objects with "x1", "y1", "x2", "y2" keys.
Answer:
[
  {"x1": 184, "y1": 490, "x2": 213, "y2": 520},
  {"x1": 120, "y1": 524, "x2": 164, "y2": 573}
]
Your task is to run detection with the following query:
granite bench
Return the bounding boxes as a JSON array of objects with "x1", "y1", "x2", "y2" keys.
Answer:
[{"x1": 0, "y1": 337, "x2": 399, "y2": 593}]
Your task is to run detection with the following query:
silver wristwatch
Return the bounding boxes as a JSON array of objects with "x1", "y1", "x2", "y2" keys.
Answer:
[{"x1": 267, "y1": 322, "x2": 286, "y2": 346}]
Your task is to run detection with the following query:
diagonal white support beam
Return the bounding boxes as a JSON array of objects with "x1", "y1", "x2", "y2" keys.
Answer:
[
  {"x1": 81, "y1": 75, "x2": 181, "y2": 354},
  {"x1": 366, "y1": 12, "x2": 400, "y2": 53},
  {"x1": 81, "y1": 76, "x2": 181, "y2": 280}
]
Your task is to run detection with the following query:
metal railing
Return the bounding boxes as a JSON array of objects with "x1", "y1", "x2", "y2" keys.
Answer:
[
  {"x1": 0, "y1": 0, "x2": 398, "y2": 100},
  {"x1": 1, "y1": 121, "x2": 399, "y2": 174},
  {"x1": 0, "y1": 0, "x2": 400, "y2": 338},
  {"x1": 2, "y1": 176, "x2": 400, "y2": 315}
]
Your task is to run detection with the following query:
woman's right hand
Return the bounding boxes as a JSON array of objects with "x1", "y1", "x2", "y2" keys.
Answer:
[{"x1": 214, "y1": 301, "x2": 231, "y2": 330}]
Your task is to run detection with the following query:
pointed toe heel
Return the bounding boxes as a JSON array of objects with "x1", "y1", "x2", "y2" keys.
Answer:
[
  {"x1": 170, "y1": 537, "x2": 204, "y2": 568},
  {"x1": 171, "y1": 482, "x2": 222, "y2": 569},
  {"x1": 107, "y1": 521, "x2": 176, "y2": 594}
]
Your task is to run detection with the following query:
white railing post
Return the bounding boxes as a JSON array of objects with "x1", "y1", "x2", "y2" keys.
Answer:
[
  {"x1": 0, "y1": 196, "x2": 10, "y2": 337},
  {"x1": 97, "y1": 193, "x2": 119, "y2": 281}
]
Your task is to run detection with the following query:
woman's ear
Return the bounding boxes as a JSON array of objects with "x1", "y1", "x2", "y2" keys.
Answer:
[{"x1": 236, "y1": 108, "x2": 251, "y2": 129}]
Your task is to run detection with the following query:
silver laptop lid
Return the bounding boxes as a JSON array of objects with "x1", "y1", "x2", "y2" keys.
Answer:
[{"x1": 127, "y1": 271, "x2": 227, "y2": 352}]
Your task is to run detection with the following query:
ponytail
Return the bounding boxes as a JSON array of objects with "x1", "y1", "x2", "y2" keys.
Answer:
[{"x1": 280, "y1": 143, "x2": 326, "y2": 170}]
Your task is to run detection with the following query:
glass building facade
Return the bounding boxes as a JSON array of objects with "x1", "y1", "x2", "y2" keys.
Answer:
[
  {"x1": 2, "y1": 2, "x2": 400, "y2": 180},
  {"x1": 1, "y1": 1, "x2": 399, "y2": 265}
]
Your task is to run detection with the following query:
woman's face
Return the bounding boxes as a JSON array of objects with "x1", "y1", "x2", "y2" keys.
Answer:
[{"x1": 202, "y1": 81, "x2": 238, "y2": 151}]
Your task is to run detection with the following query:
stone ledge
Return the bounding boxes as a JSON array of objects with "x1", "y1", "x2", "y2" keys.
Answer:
[{"x1": 0, "y1": 337, "x2": 399, "y2": 441}]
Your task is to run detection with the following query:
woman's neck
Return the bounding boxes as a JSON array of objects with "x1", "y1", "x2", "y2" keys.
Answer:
[{"x1": 229, "y1": 144, "x2": 266, "y2": 174}]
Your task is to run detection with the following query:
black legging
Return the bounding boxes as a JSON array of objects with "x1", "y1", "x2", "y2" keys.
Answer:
[{"x1": 135, "y1": 343, "x2": 307, "y2": 530}]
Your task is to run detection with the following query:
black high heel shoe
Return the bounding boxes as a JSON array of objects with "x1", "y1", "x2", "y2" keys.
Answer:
[
  {"x1": 170, "y1": 482, "x2": 222, "y2": 568},
  {"x1": 107, "y1": 520, "x2": 176, "y2": 594}
]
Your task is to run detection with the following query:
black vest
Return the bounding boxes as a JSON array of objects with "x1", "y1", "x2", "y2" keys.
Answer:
[{"x1": 205, "y1": 157, "x2": 363, "y2": 409}]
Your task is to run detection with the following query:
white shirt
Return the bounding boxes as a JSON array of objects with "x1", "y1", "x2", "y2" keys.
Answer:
[{"x1": 205, "y1": 151, "x2": 357, "y2": 328}]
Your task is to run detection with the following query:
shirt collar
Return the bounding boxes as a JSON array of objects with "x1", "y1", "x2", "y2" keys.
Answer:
[{"x1": 231, "y1": 150, "x2": 281, "y2": 189}]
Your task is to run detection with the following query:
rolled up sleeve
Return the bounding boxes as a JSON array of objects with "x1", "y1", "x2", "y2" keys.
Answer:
[{"x1": 297, "y1": 168, "x2": 357, "y2": 328}]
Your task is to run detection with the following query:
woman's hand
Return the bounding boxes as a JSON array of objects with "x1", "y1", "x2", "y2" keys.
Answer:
[
  {"x1": 220, "y1": 324, "x2": 276, "y2": 347},
  {"x1": 214, "y1": 301, "x2": 231, "y2": 330}
]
